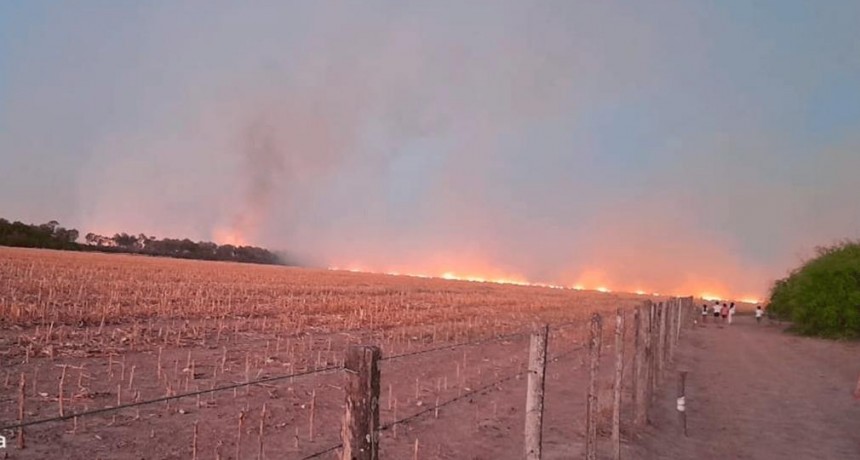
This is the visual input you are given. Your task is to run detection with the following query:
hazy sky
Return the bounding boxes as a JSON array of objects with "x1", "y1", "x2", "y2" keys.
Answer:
[{"x1": 2, "y1": 1, "x2": 859, "y2": 299}]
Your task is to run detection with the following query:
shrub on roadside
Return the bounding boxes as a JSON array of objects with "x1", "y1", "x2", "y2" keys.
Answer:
[{"x1": 767, "y1": 241, "x2": 860, "y2": 339}]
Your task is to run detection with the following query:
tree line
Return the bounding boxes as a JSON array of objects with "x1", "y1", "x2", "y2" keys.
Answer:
[{"x1": 0, "y1": 218, "x2": 285, "y2": 266}]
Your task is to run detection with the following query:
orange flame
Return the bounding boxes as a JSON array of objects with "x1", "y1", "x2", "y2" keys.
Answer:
[
  {"x1": 325, "y1": 263, "x2": 761, "y2": 303},
  {"x1": 212, "y1": 228, "x2": 248, "y2": 247}
]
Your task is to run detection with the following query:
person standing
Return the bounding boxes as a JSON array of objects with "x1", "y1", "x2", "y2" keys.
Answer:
[
  {"x1": 702, "y1": 304, "x2": 709, "y2": 323},
  {"x1": 755, "y1": 305, "x2": 764, "y2": 324},
  {"x1": 713, "y1": 302, "x2": 721, "y2": 320},
  {"x1": 728, "y1": 302, "x2": 735, "y2": 324},
  {"x1": 720, "y1": 303, "x2": 729, "y2": 323}
]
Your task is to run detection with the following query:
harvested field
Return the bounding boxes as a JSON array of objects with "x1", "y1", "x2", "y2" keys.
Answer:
[{"x1": 0, "y1": 247, "x2": 651, "y2": 459}]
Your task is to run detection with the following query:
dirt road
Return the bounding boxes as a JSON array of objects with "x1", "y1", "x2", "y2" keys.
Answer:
[{"x1": 629, "y1": 315, "x2": 860, "y2": 459}]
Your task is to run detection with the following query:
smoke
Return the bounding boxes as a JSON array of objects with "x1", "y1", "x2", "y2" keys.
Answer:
[
  {"x1": 2, "y1": 1, "x2": 860, "y2": 299},
  {"x1": 215, "y1": 118, "x2": 283, "y2": 244}
]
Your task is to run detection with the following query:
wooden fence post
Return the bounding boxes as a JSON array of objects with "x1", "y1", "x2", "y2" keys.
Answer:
[
  {"x1": 651, "y1": 303, "x2": 660, "y2": 392},
  {"x1": 647, "y1": 302, "x2": 657, "y2": 407},
  {"x1": 688, "y1": 297, "x2": 695, "y2": 328},
  {"x1": 677, "y1": 371, "x2": 687, "y2": 436},
  {"x1": 666, "y1": 301, "x2": 675, "y2": 363},
  {"x1": 852, "y1": 372, "x2": 860, "y2": 400},
  {"x1": 671, "y1": 299, "x2": 678, "y2": 360},
  {"x1": 342, "y1": 346, "x2": 381, "y2": 460},
  {"x1": 657, "y1": 302, "x2": 667, "y2": 380},
  {"x1": 585, "y1": 313, "x2": 603, "y2": 460},
  {"x1": 674, "y1": 300, "x2": 680, "y2": 354},
  {"x1": 525, "y1": 325, "x2": 549, "y2": 460},
  {"x1": 611, "y1": 308, "x2": 625, "y2": 460},
  {"x1": 685, "y1": 297, "x2": 691, "y2": 328},
  {"x1": 18, "y1": 372, "x2": 25, "y2": 449},
  {"x1": 632, "y1": 305, "x2": 647, "y2": 426}
]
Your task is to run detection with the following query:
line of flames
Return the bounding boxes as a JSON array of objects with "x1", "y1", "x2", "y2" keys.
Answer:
[
  {"x1": 209, "y1": 229, "x2": 760, "y2": 304},
  {"x1": 327, "y1": 266, "x2": 761, "y2": 304}
]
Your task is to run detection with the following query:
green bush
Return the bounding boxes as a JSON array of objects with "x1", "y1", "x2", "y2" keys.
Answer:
[{"x1": 768, "y1": 241, "x2": 860, "y2": 339}]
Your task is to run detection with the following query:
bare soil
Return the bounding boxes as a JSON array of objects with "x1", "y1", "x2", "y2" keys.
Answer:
[
  {"x1": 6, "y1": 311, "x2": 855, "y2": 459},
  {"x1": 628, "y1": 315, "x2": 860, "y2": 460}
]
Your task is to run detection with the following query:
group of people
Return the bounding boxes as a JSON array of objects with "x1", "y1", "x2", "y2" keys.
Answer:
[{"x1": 700, "y1": 301, "x2": 766, "y2": 325}]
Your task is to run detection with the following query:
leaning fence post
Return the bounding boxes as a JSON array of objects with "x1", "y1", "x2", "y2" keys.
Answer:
[
  {"x1": 632, "y1": 305, "x2": 647, "y2": 426},
  {"x1": 611, "y1": 308, "x2": 625, "y2": 460},
  {"x1": 524, "y1": 324, "x2": 549, "y2": 460},
  {"x1": 677, "y1": 371, "x2": 687, "y2": 436},
  {"x1": 585, "y1": 313, "x2": 603, "y2": 460},
  {"x1": 341, "y1": 346, "x2": 381, "y2": 460}
]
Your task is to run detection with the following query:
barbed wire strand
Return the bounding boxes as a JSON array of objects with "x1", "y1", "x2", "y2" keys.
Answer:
[
  {"x1": 552, "y1": 319, "x2": 587, "y2": 332},
  {"x1": 379, "y1": 369, "x2": 526, "y2": 432},
  {"x1": 0, "y1": 364, "x2": 342, "y2": 431},
  {"x1": 0, "y1": 319, "x2": 585, "y2": 433},
  {"x1": 382, "y1": 330, "x2": 530, "y2": 362},
  {"x1": 297, "y1": 345, "x2": 585, "y2": 458},
  {"x1": 547, "y1": 345, "x2": 585, "y2": 365},
  {"x1": 300, "y1": 442, "x2": 343, "y2": 460},
  {"x1": 382, "y1": 319, "x2": 584, "y2": 363}
]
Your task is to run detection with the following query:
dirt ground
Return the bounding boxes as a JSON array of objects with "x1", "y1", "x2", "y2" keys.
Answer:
[
  {"x1": 628, "y1": 314, "x2": 860, "y2": 460},
  {"x1": 0, "y1": 322, "x2": 604, "y2": 460},
  {"x1": 4, "y1": 303, "x2": 856, "y2": 459}
]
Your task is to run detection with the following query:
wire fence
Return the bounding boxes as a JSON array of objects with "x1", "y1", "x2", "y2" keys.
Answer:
[
  {"x1": 380, "y1": 329, "x2": 533, "y2": 362},
  {"x1": 2, "y1": 297, "x2": 696, "y2": 459},
  {"x1": 0, "y1": 365, "x2": 343, "y2": 432}
]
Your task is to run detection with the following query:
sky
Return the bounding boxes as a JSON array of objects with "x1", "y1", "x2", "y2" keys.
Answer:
[{"x1": 2, "y1": 1, "x2": 859, "y2": 300}]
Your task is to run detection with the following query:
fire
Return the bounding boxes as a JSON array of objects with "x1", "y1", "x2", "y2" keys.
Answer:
[
  {"x1": 325, "y1": 263, "x2": 761, "y2": 301},
  {"x1": 212, "y1": 228, "x2": 248, "y2": 247},
  {"x1": 441, "y1": 271, "x2": 530, "y2": 286}
]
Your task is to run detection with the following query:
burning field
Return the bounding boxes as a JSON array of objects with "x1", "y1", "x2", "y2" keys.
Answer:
[{"x1": 0, "y1": 246, "x2": 657, "y2": 459}]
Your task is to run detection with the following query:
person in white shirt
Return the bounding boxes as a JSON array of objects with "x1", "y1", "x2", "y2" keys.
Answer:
[{"x1": 755, "y1": 305, "x2": 764, "y2": 324}]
